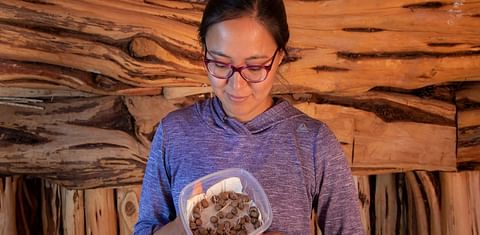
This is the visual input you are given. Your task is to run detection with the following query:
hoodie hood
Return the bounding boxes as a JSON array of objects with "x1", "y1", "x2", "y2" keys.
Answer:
[{"x1": 195, "y1": 96, "x2": 304, "y2": 135}]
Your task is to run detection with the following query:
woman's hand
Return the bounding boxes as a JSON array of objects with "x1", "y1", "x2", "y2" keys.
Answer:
[
  {"x1": 153, "y1": 217, "x2": 187, "y2": 235},
  {"x1": 155, "y1": 181, "x2": 203, "y2": 235}
]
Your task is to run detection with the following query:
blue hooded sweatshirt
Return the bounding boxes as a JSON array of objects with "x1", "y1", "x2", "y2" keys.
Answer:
[{"x1": 134, "y1": 97, "x2": 364, "y2": 235}]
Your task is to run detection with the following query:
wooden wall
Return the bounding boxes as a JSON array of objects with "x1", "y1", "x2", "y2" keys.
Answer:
[{"x1": 0, "y1": 0, "x2": 479, "y2": 234}]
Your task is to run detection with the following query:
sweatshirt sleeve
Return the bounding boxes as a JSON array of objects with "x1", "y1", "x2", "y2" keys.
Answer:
[
  {"x1": 134, "y1": 122, "x2": 176, "y2": 235},
  {"x1": 315, "y1": 124, "x2": 365, "y2": 235}
]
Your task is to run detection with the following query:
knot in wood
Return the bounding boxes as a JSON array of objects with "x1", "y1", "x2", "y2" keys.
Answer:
[{"x1": 125, "y1": 201, "x2": 136, "y2": 216}]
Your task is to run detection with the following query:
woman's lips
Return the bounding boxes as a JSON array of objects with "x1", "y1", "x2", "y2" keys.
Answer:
[{"x1": 226, "y1": 93, "x2": 249, "y2": 102}]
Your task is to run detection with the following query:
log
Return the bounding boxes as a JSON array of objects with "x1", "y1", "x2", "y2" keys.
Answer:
[
  {"x1": 293, "y1": 90, "x2": 457, "y2": 173},
  {"x1": 374, "y1": 174, "x2": 397, "y2": 235},
  {"x1": 0, "y1": 176, "x2": 18, "y2": 235},
  {"x1": 440, "y1": 171, "x2": 480, "y2": 235},
  {"x1": 0, "y1": 0, "x2": 205, "y2": 95},
  {"x1": 396, "y1": 174, "x2": 408, "y2": 235},
  {"x1": 41, "y1": 180, "x2": 61, "y2": 235},
  {"x1": 62, "y1": 188, "x2": 85, "y2": 235},
  {"x1": 416, "y1": 171, "x2": 441, "y2": 235},
  {"x1": 456, "y1": 82, "x2": 480, "y2": 170},
  {"x1": 163, "y1": 86, "x2": 213, "y2": 100},
  {"x1": 405, "y1": 174, "x2": 415, "y2": 235},
  {"x1": 0, "y1": 0, "x2": 479, "y2": 95},
  {"x1": 0, "y1": 93, "x2": 201, "y2": 189},
  {"x1": 0, "y1": 87, "x2": 97, "y2": 98},
  {"x1": 16, "y1": 177, "x2": 43, "y2": 235},
  {"x1": 85, "y1": 188, "x2": 118, "y2": 235},
  {"x1": 405, "y1": 172, "x2": 428, "y2": 235},
  {"x1": 0, "y1": 89, "x2": 459, "y2": 188},
  {"x1": 116, "y1": 186, "x2": 141, "y2": 235},
  {"x1": 0, "y1": 95, "x2": 149, "y2": 189},
  {"x1": 355, "y1": 176, "x2": 371, "y2": 235},
  {"x1": 1, "y1": 90, "x2": 456, "y2": 188},
  {"x1": 283, "y1": 0, "x2": 480, "y2": 93},
  {"x1": 0, "y1": 0, "x2": 479, "y2": 233},
  {"x1": 124, "y1": 95, "x2": 178, "y2": 148}
]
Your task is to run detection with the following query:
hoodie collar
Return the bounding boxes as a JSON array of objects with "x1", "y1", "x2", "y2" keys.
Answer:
[{"x1": 196, "y1": 96, "x2": 303, "y2": 135}]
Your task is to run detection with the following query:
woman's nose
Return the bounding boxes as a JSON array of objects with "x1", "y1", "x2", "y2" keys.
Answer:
[{"x1": 228, "y1": 71, "x2": 248, "y2": 90}]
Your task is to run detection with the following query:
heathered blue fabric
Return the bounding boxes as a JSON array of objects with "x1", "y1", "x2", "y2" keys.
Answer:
[{"x1": 134, "y1": 97, "x2": 364, "y2": 235}]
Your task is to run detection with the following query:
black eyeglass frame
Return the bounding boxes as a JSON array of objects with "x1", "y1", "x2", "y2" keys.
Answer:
[{"x1": 203, "y1": 47, "x2": 279, "y2": 83}]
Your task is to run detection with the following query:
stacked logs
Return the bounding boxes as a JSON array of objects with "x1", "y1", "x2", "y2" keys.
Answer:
[{"x1": 1, "y1": 0, "x2": 479, "y2": 234}]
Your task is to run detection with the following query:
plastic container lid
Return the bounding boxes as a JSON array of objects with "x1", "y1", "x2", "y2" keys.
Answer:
[{"x1": 179, "y1": 168, "x2": 273, "y2": 235}]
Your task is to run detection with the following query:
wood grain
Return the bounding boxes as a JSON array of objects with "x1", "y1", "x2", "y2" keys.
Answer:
[
  {"x1": 0, "y1": 176, "x2": 18, "y2": 235},
  {"x1": 440, "y1": 171, "x2": 480, "y2": 235},
  {"x1": 355, "y1": 176, "x2": 371, "y2": 235},
  {"x1": 0, "y1": 95, "x2": 149, "y2": 188},
  {"x1": 456, "y1": 83, "x2": 480, "y2": 170},
  {"x1": 116, "y1": 186, "x2": 141, "y2": 235},
  {"x1": 0, "y1": 0, "x2": 479, "y2": 94},
  {"x1": 41, "y1": 180, "x2": 61, "y2": 235},
  {"x1": 85, "y1": 188, "x2": 117, "y2": 235},
  {"x1": 375, "y1": 174, "x2": 397, "y2": 235},
  {"x1": 62, "y1": 188, "x2": 85, "y2": 235},
  {"x1": 293, "y1": 90, "x2": 456, "y2": 173}
]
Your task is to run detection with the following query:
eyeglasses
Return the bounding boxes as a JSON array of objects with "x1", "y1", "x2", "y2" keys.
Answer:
[{"x1": 203, "y1": 48, "x2": 279, "y2": 83}]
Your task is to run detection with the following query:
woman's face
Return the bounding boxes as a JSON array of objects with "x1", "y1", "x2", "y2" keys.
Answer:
[{"x1": 205, "y1": 17, "x2": 283, "y2": 122}]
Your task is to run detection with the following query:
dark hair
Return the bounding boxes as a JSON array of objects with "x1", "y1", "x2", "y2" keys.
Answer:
[{"x1": 198, "y1": 0, "x2": 289, "y2": 54}]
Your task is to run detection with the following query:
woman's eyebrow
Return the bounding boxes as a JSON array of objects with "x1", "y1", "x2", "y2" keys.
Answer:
[
  {"x1": 209, "y1": 50, "x2": 230, "y2": 58},
  {"x1": 209, "y1": 50, "x2": 269, "y2": 60},
  {"x1": 245, "y1": 55, "x2": 269, "y2": 60}
]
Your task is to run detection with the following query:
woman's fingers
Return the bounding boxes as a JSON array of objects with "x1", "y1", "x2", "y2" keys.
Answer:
[{"x1": 192, "y1": 181, "x2": 203, "y2": 195}]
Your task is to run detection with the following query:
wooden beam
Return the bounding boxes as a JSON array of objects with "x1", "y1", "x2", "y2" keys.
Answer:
[
  {"x1": 124, "y1": 96, "x2": 178, "y2": 148},
  {"x1": 0, "y1": 91, "x2": 457, "y2": 189},
  {"x1": 440, "y1": 171, "x2": 480, "y2": 235},
  {"x1": 41, "y1": 180, "x2": 61, "y2": 235},
  {"x1": 354, "y1": 176, "x2": 371, "y2": 235},
  {"x1": 456, "y1": 83, "x2": 480, "y2": 170},
  {"x1": 416, "y1": 171, "x2": 441, "y2": 235},
  {"x1": 0, "y1": 176, "x2": 18, "y2": 235},
  {"x1": 1, "y1": 0, "x2": 479, "y2": 95},
  {"x1": 375, "y1": 174, "x2": 397, "y2": 235},
  {"x1": 0, "y1": 87, "x2": 97, "y2": 98},
  {"x1": 62, "y1": 188, "x2": 85, "y2": 235},
  {"x1": 85, "y1": 188, "x2": 118, "y2": 235},
  {"x1": 405, "y1": 172, "x2": 428, "y2": 235},
  {"x1": 116, "y1": 186, "x2": 141, "y2": 235},
  {"x1": 0, "y1": 95, "x2": 149, "y2": 189},
  {"x1": 293, "y1": 90, "x2": 456, "y2": 173},
  {"x1": 0, "y1": 94, "x2": 178, "y2": 189}
]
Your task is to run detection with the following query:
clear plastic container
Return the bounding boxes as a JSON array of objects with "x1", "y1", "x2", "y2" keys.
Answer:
[{"x1": 179, "y1": 168, "x2": 273, "y2": 235}]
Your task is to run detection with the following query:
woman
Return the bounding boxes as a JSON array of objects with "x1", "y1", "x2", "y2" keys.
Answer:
[{"x1": 134, "y1": 0, "x2": 364, "y2": 234}]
